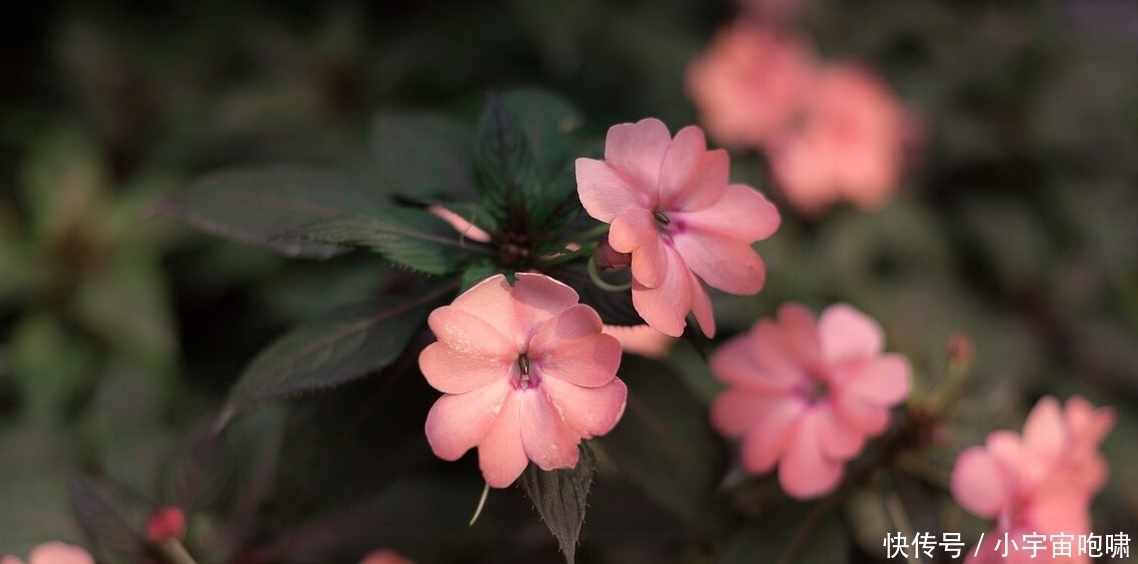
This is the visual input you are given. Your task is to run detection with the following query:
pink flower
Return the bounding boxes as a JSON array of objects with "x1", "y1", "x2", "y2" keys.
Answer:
[
  {"x1": 420, "y1": 273, "x2": 627, "y2": 487},
  {"x1": 950, "y1": 396, "x2": 1115, "y2": 564},
  {"x1": 359, "y1": 549, "x2": 414, "y2": 564},
  {"x1": 709, "y1": 303, "x2": 911, "y2": 499},
  {"x1": 1, "y1": 543, "x2": 94, "y2": 564},
  {"x1": 603, "y1": 324, "x2": 676, "y2": 359},
  {"x1": 685, "y1": 22, "x2": 816, "y2": 149},
  {"x1": 767, "y1": 64, "x2": 921, "y2": 216},
  {"x1": 145, "y1": 506, "x2": 187, "y2": 543},
  {"x1": 576, "y1": 118, "x2": 780, "y2": 338}
]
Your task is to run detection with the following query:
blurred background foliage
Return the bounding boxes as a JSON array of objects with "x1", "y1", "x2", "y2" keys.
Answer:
[{"x1": 0, "y1": 0, "x2": 1135, "y2": 561}]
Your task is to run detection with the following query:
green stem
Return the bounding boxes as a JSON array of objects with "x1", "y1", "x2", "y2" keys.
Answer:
[
  {"x1": 587, "y1": 258, "x2": 632, "y2": 292},
  {"x1": 157, "y1": 539, "x2": 200, "y2": 564}
]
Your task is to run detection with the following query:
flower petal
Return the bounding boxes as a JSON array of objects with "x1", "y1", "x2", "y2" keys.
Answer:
[
  {"x1": 816, "y1": 404, "x2": 867, "y2": 460},
  {"x1": 520, "y1": 390, "x2": 581, "y2": 471},
  {"x1": 425, "y1": 379, "x2": 511, "y2": 461},
  {"x1": 450, "y1": 273, "x2": 579, "y2": 347},
  {"x1": 427, "y1": 305, "x2": 516, "y2": 358},
  {"x1": 1022, "y1": 395, "x2": 1063, "y2": 457},
  {"x1": 630, "y1": 250, "x2": 692, "y2": 337},
  {"x1": 832, "y1": 390, "x2": 889, "y2": 435},
  {"x1": 778, "y1": 412, "x2": 844, "y2": 499},
  {"x1": 688, "y1": 268, "x2": 716, "y2": 338},
  {"x1": 534, "y1": 334, "x2": 621, "y2": 388},
  {"x1": 738, "y1": 397, "x2": 806, "y2": 473},
  {"x1": 776, "y1": 303, "x2": 824, "y2": 369},
  {"x1": 610, "y1": 208, "x2": 668, "y2": 288},
  {"x1": 673, "y1": 184, "x2": 780, "y2": 242},
  {"x1": 835, "y1": 354, "x2": 911, "y2": 405},
  {"x1": 709, "y1": 331, "x2": 798, "y2": 392},
  {"x1": 419, "y1": 342, "x2": 514, "y2": 394},
  {"x1": 710, "y1": 388, "x2": 780, "y2": 437},
  {"x1": 950, "y1": 447, "x2": 1010, "y2": 519},
  {"x1": 575, "y1": 158, "x2": 646, "y2": 222},
  {"x1": 658, "y1": 126, "x2": 728, "y2": 211},
  {"x1": 817, "y1": 303, "x2": 885, "y2": 365},
  {"x1": 478, "y1": 391, "x2": 529, "y2": 488},
  {"x1": 671, "y1": 228, "x2": 765, "y2": 295},
  {"x1": 542, "y1": 376, "x2": 627, "y2": 437},
  {"x1": 27, "y1": 542, "x2": 95, "y2": 564},
  {"x1": 604, "y1": 118, "x2": 672, "y2": 204}
]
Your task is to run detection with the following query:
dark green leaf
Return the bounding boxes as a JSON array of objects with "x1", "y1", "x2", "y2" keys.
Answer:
[
  {"x1": 150, "y1": 166, "x2": 385, "y2": 258},
  {"x1": 499, "y1": 89, "x2": 583, "y2": 231},
  {"x1": 279, "y1": 207, "x2": 489, "y2": 276},
  {"x1": 64, "y1": 470, "x2": 149, "y2": 564},
  {"x1": 520, "y1": 443, "x2": 596, "y2": 564},
  {"x1": 473, "y1": 95, "x2": 540, "y2": 229},
  {"x1": 371, "y1": 110, "x2": 476, "y2": 200},
  {"x1": 221, "y1": 282, "x2": 456, "y2": 419},
  {"x1": 548, "y1": 263, "x2": 643, "y2": 326},
  {"x1": 595, "y1": 356, "x2": 723, "y2": 525},
  {"x1": 460, "y1": 261, "x2": 502, "y2": 292}
]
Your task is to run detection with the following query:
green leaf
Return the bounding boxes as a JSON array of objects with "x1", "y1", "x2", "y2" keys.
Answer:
[
  {"x1": 151, "y1": 166, "x2": 386, "y2": 258},
  {"x1": 64, "y1": 470, "x2": 150, "y2": 564},
  {"x1": 499, "y1": 89, "x2": 583, "y2": 232},
  {"x1": 520, "y1": 443, "x2": 596, "y2": 564},
  {"x1": 595, "y1": 356, "x2": 723, "y2": 525},
  {"x1": 221, "y1": 282, "x2": 456, "y2": 419},
  {"x1": 371, "y1": 110, "x2": 476, "y2": 200},
  {"x1": 280, "y1": 207, "x2": 491, "y2": 276},
  {"x1": 473, "y1": 95, "x2": 540, "y2": 230},
  {"x1": 460, "y1": 261, "x2": 502, "y2": 292}
]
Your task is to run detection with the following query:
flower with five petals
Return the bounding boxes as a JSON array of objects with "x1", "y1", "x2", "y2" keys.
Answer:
[
  {"x1": 576, "y1": 118, "x2": 780, "y2": 337},
  {"x1": 709, "y1": 303, "x2": 911, "y2": 498},
  {"x1": 420, "y1": 273, "x2": 627, "y2": 487}
]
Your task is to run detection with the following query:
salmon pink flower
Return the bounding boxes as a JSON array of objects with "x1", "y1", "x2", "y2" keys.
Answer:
[
  {"x1": 359, "y1": 549, "x2": 414, "y2": 564},
  {"x1": 767, "y1": 64, "x2": 921, "y2": 216},
  {"x1": 950, "y1": 396, "x2": 1115, "y2": 564},
  {"x1": 1, "y1": 543, "x2": 94, "y2": 564},
  {"x1": 420, "y1": 273, "x2": 627, "y2": 488},
  {"x1": 603, "y1": 324, "x2": 676, "y2": 359},
  {"x1": 576, "y1": 118, "x2": 780, "y2": 338},
  {"x1": 709, "y1": 303, "x2": 911, "y2": 499},
  {"x1": 685, "y1": 22, "x2": 816, "y2": 148}
]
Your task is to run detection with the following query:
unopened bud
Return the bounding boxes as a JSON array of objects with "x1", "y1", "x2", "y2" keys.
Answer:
[
  {"x1": 592, "y1": 234, "x2": 631, "y2": 272},
  {"x1": 146, "y1": 506, "x2": 187, "y2": 543},
  {"x1": 944, "y1": 332, "x2": 974, "y2": 372}
]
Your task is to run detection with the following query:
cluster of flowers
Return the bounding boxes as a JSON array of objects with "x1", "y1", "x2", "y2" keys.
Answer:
[
  {"x1": 951, "y1": 395, "x2": 1116, "y2": 564},
  {"x1": 686, "y1": 19, "x2": 921, "y2": 215}
]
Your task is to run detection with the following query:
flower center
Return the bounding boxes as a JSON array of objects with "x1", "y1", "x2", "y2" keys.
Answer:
[
  {"x1": 800, "y1": 377, "x2": 830, "y2": 405},
  {"x1": 653, "y1": 211, "x2": 670, "y2": 225},
  {"x1": 516, "y1": 353, "x2": 536, "y2": 390}
]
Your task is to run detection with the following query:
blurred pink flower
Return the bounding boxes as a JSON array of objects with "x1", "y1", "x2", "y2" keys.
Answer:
[
  {"x1": 603, "y1": 324, "x2": 676, "y2": 359},
  {"x1": 359, "y1": 549, "x2": 414, "y2": 564},
  {"x1": 709, "y1": 303, "x2": 911, "y2": 499},
  {"x1": 685, "y1": 22, "x2": 816, "y2": 149},
  {"x1": 1, "y1": 543, "x2": 94, "y2": 564},
  {"x1": 576, "y1": 118, "x2": 780, "y2": 338},
  {"x1": 767, "y1": 64, "x2": 920, "y2": 216},
  {"x1": 951, "y1": 396, "x2": 1115, "y2": 564},
  {"x1": 420, "y1": 273, "x2": 627, "y2": 487}
]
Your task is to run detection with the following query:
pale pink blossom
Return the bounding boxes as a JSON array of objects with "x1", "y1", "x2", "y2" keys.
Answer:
[
  {"x1": 685, "y1": 22, "x2": 816, "y2": 149},
  {"x1": 576, "y1": 118, "x2": 780, "y2": 338},
  {"x1": 420, "y1": 273, "x2": 627, "y2": 487},
  {"x1": 603, "y1": 324, "x2": 676, "y2": 359},
  {"x1": 709, "y1": 303, "x2": 911, "y2": 499},
  {"x1": 767, "y1": 64, "x2": 920, "y2": 216},
  {"x1": 1, "y1": 543, "x2": 94, "y2": 564},
  {"x1": 950, "y1": 396, "x2": 1115, "y2": 564},
  {"x1": 359, "y1": 549, "x2": 414, "y2": 564}
]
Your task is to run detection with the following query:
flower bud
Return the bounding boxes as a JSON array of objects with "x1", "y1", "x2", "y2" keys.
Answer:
[
  {"x1": 145, "y1": 506, "x2": 186, "y2": 544},
  {"x1": 592, "y1": 233, "x2": 631, "y2": 272}
]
